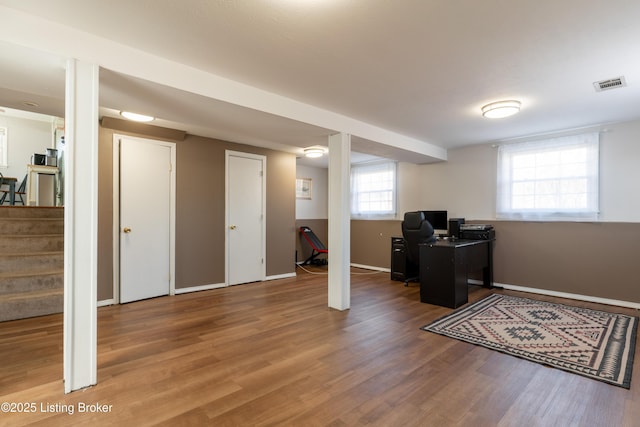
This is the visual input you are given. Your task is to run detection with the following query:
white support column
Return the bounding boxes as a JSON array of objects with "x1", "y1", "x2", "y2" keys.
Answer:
[
  {"x1": 327, "y1": 133, "x2": 351, "y2": 310},
  {"x1": 63, "y1": 59, "x2": 99, "y2": 393}
]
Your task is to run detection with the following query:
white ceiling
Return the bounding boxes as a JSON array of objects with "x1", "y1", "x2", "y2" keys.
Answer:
[{"x1": 1, "y1": 0, "x2": 640, "y2": 166}]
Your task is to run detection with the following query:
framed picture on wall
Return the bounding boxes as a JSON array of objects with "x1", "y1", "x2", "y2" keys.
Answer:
[{"x1": 296, "y1": 178, "x2": 312, "y2": 199}]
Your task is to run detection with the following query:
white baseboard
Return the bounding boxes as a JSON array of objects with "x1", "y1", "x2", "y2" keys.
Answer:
[
  {"x1": 102, "y1": 276, "x2": 638, "y2": 310},
  {"x1": 350, "y1": 263, "x2": 391, "y2": 273},
  {"x1": 174, "y1": 274, "x2": 296, "y2": 295},
  {"x1": 264, "y1": 272, "x2": 297, "y2": 281},
  {"x1": 174, "y1": 282, "x2": 226, "y2": 294},
  {"x1": 470, "y1": 280, "x2": 640, "y2": 310}
]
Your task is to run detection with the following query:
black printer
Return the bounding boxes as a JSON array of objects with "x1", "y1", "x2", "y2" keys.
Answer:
[{"x1": 460, "y1": 224, "x2": 495, "y2": 240}]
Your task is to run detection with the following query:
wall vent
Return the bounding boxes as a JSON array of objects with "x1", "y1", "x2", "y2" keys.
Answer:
[{"x1": 593, "y1": 76, "x2": 627, "y2": 92}]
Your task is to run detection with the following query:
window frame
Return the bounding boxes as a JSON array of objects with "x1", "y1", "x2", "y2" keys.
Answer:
[
  {"x1": 496, "y1": 132, "x2": 600, "y2": 221},
  {"x1": 350, "y1": 160, "x2": 397, "y2": 219}
]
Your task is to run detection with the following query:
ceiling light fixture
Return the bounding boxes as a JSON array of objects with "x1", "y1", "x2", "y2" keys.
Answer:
[
  {"x1": 481, "y1": 100, "x2": 521, "y2": 119},
  {"x1": 120, "y1": 111, "x2": 155, "y2": 122},
  {"x1": 303, "y1": 147, "x2": 325, "y2": 158}
]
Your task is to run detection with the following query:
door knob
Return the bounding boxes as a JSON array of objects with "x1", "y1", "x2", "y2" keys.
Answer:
[
  {"x1": 230, "y1": 225, "x2": 237, "y2": 230},
  {"x1": 123, "y1": 227, "x2": 132, "y2": 233}
]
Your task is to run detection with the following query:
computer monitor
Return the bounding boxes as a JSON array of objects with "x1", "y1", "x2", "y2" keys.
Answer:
[{"x1": 421, "y1": 210, "x2": 448, "y2": 232}]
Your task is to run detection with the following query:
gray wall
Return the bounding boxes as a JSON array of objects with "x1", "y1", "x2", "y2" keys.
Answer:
[
  {"x1": 98, "y1": 123, "x2": 296, "y2": 301},
  {"x1": 299, "y1": 118, "x2": 640, "y2": 305}
]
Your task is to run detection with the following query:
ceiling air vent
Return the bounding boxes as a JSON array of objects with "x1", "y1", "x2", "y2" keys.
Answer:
[{"x1": 593, "y1": 76, "x2": 627, "y2": 92}]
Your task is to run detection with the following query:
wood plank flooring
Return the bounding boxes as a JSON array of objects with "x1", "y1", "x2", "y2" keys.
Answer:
[{"x1": 0, "y1": 267, "x2": 638, "y2": 426}]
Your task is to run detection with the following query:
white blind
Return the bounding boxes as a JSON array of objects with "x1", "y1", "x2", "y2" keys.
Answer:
[
  {"x1": 351, "y1": 161, "x2": 397, "y2": 218},
  {"x1": 496, "y1": 132, "x2": 599, "y2": 220}
]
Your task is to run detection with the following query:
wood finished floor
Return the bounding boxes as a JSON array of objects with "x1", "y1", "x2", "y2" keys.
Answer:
[{"x1": 1, "y1": 267, "x2": 639, "y2": 426}]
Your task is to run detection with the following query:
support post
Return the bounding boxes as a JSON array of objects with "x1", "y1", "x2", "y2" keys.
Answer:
[
  {"x1": 63, "y1": 59, "x2": 99, "y2": 393},
  {"x1": 327, "y1": 133, "x2": 351, "y2": 310}
]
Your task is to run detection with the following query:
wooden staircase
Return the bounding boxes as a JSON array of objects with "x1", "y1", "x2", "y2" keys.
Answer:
[{"x1": 0, "y1": 207, "x2": 63, "y2": 322}]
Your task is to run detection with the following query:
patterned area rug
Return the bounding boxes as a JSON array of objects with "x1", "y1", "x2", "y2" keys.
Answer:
[{"x1": 422, "y1": 294, "x2": 638, "y2": 388}]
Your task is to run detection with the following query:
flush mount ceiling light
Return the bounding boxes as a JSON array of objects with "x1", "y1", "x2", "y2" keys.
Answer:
[
  {"x1": 120, "y1": 111, "x2": 155, "y2": 122},
  {"x1": 303, "y1": 147, "x2": 326, "y2": 158},
  {"x1": 481, "y1": 100, "x2": 521, "y2": 119}
]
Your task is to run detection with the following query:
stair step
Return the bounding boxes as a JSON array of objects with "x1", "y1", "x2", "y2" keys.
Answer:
[
  {"x1": 0, "y1": 270, "x2": 63, "y2": 294},
  {"x1": 0, "y1": 206, "x2": 64, "y2": 218},
  {"x1": 0, "y1": 217, "x2": 64, "y2": 235},
  {"x1": 0, "y1": 235, "x2": 64, "y2": 252},
  {"x1": 0, "y1": 206, "x2": 65, "y2": 322},
  {"x1": 0, "y1": 252, "x2": 63, "y2": 274},
  {"x1": 0, "y1": 288, "x2": 63, "y2": 322}
]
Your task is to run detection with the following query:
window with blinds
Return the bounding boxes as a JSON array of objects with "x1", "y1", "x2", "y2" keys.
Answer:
[
  {"x1": 496, "y1": 132, "x2": 600, "y2": 220},
  {"x1": 351, "y1": 161, "x2": 397, "y2": 218}
]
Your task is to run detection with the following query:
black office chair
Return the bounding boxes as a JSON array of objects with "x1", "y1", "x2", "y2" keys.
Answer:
[{"x1": 401, "y1": 211, "x2": 436, "y2": 286}]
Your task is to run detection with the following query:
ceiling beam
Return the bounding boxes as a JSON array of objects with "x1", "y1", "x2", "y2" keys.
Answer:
[{"x1": 0, "y1": 6, "x2": 447, "y2": 162}]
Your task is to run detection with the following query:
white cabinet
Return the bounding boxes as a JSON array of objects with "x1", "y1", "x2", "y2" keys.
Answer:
[{"x1": 26, "y1": 164, "x2": 60, "y2": 206}]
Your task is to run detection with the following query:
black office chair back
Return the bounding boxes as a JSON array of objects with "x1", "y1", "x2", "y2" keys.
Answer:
[
  {"x1": 16, "y1": 174, "x2": 27, "y2": 193},
  {"x1": 402, "y1": 211, "x2": 436, "y2": 265}
]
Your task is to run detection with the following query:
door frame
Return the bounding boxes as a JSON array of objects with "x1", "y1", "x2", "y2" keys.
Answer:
[
  {"x1": 112, "y1": 134, "x2": 176, "y2": 303},
  {"x1": 225, "y1": 150, "x2": 266, "y2": 286}
]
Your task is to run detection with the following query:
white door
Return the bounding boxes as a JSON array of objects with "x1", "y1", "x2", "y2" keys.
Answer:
[
  {"x1": 226, "y1": 151, "x2": 265, "y2": 285},
  {"x1": 119, "y1": 136, "x2": 174, "y2": 303}
]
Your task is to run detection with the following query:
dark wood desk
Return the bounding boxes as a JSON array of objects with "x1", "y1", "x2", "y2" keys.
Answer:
[
  {"x1": 1, "y1": 176, "x2": 17, "y2": 205},
  {"x1": 419, "y1": 239, "x2": 494, "y2": 308}
]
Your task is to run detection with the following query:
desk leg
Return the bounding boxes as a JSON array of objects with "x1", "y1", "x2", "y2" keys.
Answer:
[
  {"x1": 482, "y1": 266, "x2": 492, "y2": 288},
  {"x1": 9, "y1": 181, "x2": 15, "y2": 205},
  {"x1": 483, "y1": 240, "x2": 494, "y2": 288}
]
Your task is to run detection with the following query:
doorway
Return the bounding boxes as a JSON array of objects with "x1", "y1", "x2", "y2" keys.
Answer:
[
  {"x1": 113, "y1": 135, "x2": 176, "y2": 303},
  {"x1": 225, "y1": 151, "x2": 266, "y2": 285}
]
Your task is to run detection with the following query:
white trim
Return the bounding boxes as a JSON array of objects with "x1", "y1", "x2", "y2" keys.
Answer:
[
  {"x1": 174, "y1": 283, "x2": 227, "y2": 294},
  {"x1": 350, "y1": 263, "x2": 391, "y2": 273},
  {"x1": 63, "y1": 59, "x2": 99, "y2": 393},
  {"x1": 264, "y1": 272, "x2": 297, "y2": 281},
  {"x1": 474, "y1": 280, "x2": 640, "y2": 310},
  {"x1": 168, "y1": 141, "x2": 177, "y2": 296},
  {"x1": 97, "y1": 299, "x2": 115, "y2": 307},
  {"x1": 112, "y1": 138, "x2": 120, "y2": 304},
  {"x1": 112, "y1": 134, "x2": 176, "y2": 303},
  {"x1": 225, "y1": 150, "x2": 267, "y2": 286},
  {"x1": 327, "y1": 133, "x2": 351, "y2": 311}
]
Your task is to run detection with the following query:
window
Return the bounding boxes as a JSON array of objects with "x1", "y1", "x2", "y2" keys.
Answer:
[
  {"x1": 0, "y1": 127, "x2": 6, "y2": 168},
  {"x1": 496, "y1": 132, "x2": 599, "y2": 220},
  {"x1": 351, "y1": 161, "x2": 397, "y2": 218}
]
